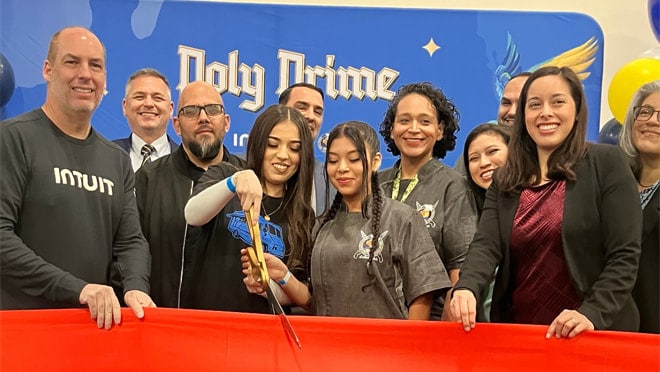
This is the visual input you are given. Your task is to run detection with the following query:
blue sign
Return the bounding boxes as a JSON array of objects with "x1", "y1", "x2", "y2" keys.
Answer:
[{"x1": 0, "y1": 0, "x2": 604, "y2": 167}]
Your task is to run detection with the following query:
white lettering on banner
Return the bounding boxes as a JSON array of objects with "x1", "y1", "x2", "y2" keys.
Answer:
[
  {"x1": 232, "y1": 133, "x2": 249, "y2": 147},
  {"x1": 177, "y1": 45, "x2": 266, "y2": 112},
  {"x1": 176, "y1": 45, "x2": 400, "y2": 114},
  {"x1": 276, "y1": 49, "x2": 399, "y2": 101}
]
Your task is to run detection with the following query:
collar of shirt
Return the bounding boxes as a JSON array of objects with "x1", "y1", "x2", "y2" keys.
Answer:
[{"x1": 130, "y1": 133, "x2": 172, "y2": 171}]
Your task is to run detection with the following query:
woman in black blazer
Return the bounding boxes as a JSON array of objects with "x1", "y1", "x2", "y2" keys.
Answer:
[
  {"x1": 619, "y1": 80, "x2": 660, "y2": 334},
  {"x1": 450, "y1": 66, "x2": 642, "y2": 338}
]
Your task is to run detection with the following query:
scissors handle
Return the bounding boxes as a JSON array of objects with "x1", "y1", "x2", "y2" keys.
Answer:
[{"x1": 245, "y1": 208, "x2": 269, "y2": 288}]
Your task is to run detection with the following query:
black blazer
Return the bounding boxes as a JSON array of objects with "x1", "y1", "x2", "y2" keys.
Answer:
[
  {"x1": 633, "y1": 187, "x2": 660, "y2": 333},
  {"x1": 457, "y1": 144, "x2": 642, "y2": 331},
  {"x1": 112, "y1": 135, "x2": 179, "y2": 154}
]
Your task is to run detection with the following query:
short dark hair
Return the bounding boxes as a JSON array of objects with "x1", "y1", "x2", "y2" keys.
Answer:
[
  {"x1": 125, "y1": 68, "x2": 170, "y2": 97},
  {"x1": 278, "y1": 83, "x2": 324, "y2": 105},
  {"x1": 379, "y1": 82, "x2": 460, "y2": 159},
  {"x1": 507, "y1": 71, "x2": 532, "y2": 85}
]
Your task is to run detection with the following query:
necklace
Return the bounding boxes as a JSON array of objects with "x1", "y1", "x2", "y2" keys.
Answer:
[{"x1": 262, "y1": 196, "x2": 285, "y2": 221}]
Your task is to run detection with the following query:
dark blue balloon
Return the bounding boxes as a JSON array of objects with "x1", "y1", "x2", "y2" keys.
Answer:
[
  {"x1": 0, "y1": 53, "x2": 16, "y2": 108},
  {"x1": 651, "y1": 0, "x2": 660, "y2": 42},
  {"x1": 598, "y1": 118, "x2": 622, "y2": 145}
]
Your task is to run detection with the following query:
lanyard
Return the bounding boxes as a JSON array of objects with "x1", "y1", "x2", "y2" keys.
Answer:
[{"x1": 391, "y1": 169, "x2": 418, "y2": 203}]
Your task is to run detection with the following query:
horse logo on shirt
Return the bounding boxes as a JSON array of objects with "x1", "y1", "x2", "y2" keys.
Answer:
[
  {"x1": 353, "y1": 230, "x2": 389, "y2": 263},
  {"x1": 416, "y1": 200, "x2": 439, "y2": 228}
]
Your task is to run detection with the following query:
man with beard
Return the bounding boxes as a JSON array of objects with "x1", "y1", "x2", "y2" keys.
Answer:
[{"x1": 134, "y1": 81, "x2": 245, "y2": 307}]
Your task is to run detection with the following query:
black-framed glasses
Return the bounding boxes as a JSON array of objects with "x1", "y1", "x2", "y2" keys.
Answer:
[
  {"x1": 633, "y1": 106, "x2": 660, "y2": 122},
  {"x1": 178, "y1": 104, "x2": 224, "y2": 118}
]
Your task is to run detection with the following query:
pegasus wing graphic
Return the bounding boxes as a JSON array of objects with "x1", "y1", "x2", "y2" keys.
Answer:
[
  {"x1": 529, "y1": 37, "x2": 599, "y2": 81},
  {"x1": 493, "y1": 32, "x2": 523, "y2": 98}
]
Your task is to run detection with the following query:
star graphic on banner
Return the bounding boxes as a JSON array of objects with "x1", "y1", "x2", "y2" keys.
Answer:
[{"x1": 422, "y1": 38, "x2": 441, "y2": 57}]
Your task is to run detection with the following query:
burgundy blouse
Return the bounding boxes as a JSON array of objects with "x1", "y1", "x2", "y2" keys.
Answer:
[{"x1": 509, "y1": 180, "x2": 582, "y2": 325}]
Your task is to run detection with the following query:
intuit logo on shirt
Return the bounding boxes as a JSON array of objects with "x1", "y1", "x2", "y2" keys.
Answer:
[{"x1": 53, "y1": 167, "x2": 115, "y2": 196}]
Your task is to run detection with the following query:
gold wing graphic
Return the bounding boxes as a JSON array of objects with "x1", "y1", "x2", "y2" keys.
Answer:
[{"x1": 534, "y1": 37, "x2": 599, "y2": 81}]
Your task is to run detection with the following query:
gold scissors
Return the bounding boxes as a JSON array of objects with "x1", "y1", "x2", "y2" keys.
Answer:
[{"x1": 245, "y1": 207, "x2": 302, "y2": 349}]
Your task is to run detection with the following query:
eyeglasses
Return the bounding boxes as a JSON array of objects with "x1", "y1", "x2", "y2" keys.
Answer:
[
  {"x1": 633, "y1": 106, "x2": 660, "y2": 122},
  {"x1": 178, "y1": 104, "x2": 224, "y2": 118}
]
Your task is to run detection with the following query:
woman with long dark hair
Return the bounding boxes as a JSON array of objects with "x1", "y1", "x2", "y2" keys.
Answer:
[
  {"x1": 451, "y1": 66, "x2": 642, "y2": 338},
  {"x1": 241, "y1": 121, "x2": 451, "y2": 319},
  {"x1": 462, "y1": 123, "x2": 511, "y2": 214},
  {"x1": 184, "y1": 104, "x2": 315, "y2": 313}
]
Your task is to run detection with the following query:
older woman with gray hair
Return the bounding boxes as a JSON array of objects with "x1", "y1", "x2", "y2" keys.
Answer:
[{"x1": 619, "y1": 79, "x2": 660, "y2": 334}]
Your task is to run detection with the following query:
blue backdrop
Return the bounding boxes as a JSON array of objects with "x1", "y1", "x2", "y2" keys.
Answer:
[{"x1": 0, "y1": 0, "x2": 604, "y2": 167}]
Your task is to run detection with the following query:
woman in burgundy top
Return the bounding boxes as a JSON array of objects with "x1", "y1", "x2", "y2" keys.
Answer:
[{"x1": 450, "y1": 66, "x2": 642, "y2": 338}]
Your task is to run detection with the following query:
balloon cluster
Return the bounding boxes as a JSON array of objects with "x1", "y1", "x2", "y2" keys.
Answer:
[
  {"x1": 601, "y1": 33, "x2": 660, "y2": 145},
  {"x1": 599, "y1": 2, "x2": 659, "y2": 145},
  {"x1": 0, "y1": 53, "x2": 16, "y2": 109},
  {"x1": 608, "y1": 57, "x2": 660, "y2": 125}
]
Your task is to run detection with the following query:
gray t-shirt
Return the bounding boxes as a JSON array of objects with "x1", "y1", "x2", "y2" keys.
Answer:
[
  {"x1": 311, "y1": 197, "x2": 451, "y2": 319},
  {"x1": 380, "y1": 159, "x2": 478, "y2": 271}
]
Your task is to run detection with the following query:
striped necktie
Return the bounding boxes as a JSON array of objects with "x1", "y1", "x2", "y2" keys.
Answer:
[{"x1": 140, "y1": 144, "x2": 155, "y2": 166}]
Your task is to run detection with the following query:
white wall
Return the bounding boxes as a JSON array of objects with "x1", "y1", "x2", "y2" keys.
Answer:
[{"x1": 209, "y1": 0, "x2": 659, "y2": 127}]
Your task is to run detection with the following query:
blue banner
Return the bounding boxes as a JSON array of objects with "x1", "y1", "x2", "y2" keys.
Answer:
[{"x1": 0, "y1": 0, "x2": 604, "y2": 167}]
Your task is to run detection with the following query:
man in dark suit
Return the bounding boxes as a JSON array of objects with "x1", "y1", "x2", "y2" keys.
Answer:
[
  {"x1": 113, "y1": 68, "x2": 178, "y2": 171},
  {"x1": 279, "y1": 83, "x2": 336, "y2": 215}
]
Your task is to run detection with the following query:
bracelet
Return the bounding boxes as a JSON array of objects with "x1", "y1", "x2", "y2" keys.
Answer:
[
  {"x1": 226, "y1": 175, "x2": 236, "y2": 193},
  {"x1": 278, "y1": 271, "x2": 292, "y2": 286}
]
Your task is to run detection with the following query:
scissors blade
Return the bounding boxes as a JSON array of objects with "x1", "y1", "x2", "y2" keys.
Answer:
[{"x1": 265, "y1": 284, "x2": 302, "y2": 350}]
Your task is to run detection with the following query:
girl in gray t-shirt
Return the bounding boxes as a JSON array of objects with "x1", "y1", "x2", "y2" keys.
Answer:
[{"x1": 242, "y1": 121, "x2": 451, "y2": 319}]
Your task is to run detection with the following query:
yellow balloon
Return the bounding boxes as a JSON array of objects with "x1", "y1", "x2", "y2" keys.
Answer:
[{"x1": 608, "y1": 58, "x2": 660, "y2": 124}]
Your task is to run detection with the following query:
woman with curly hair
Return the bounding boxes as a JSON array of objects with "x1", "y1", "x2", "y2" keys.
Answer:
[{"x1": 378, "y1": 82, "x2": 478, "y2": 319}]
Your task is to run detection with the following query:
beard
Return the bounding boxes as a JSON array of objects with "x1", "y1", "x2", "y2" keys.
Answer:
[{"x1": 187, "y1": 136, "x2": 222, "y2": 162}]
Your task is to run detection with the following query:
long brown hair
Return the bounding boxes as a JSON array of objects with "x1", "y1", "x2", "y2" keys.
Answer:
[
  {"x1": 246, "y1": 104, "x2": 315, "y2": 274},
  {"x1": 497, "y1": 66, "x2": 588, "y2": 193}
]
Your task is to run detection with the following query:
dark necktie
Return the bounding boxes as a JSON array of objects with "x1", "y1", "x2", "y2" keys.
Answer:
[{"x1": 140, "y1": 144, "x2": 155, "y2": 166}]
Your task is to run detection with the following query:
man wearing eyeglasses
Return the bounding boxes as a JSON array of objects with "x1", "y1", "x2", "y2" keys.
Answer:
[
  {"x1": 134, "y1": 80, "x2": 245, "y2": 308},
  {"x1": 112, "y1": 68, "x2": 179, "y2": 171}
]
